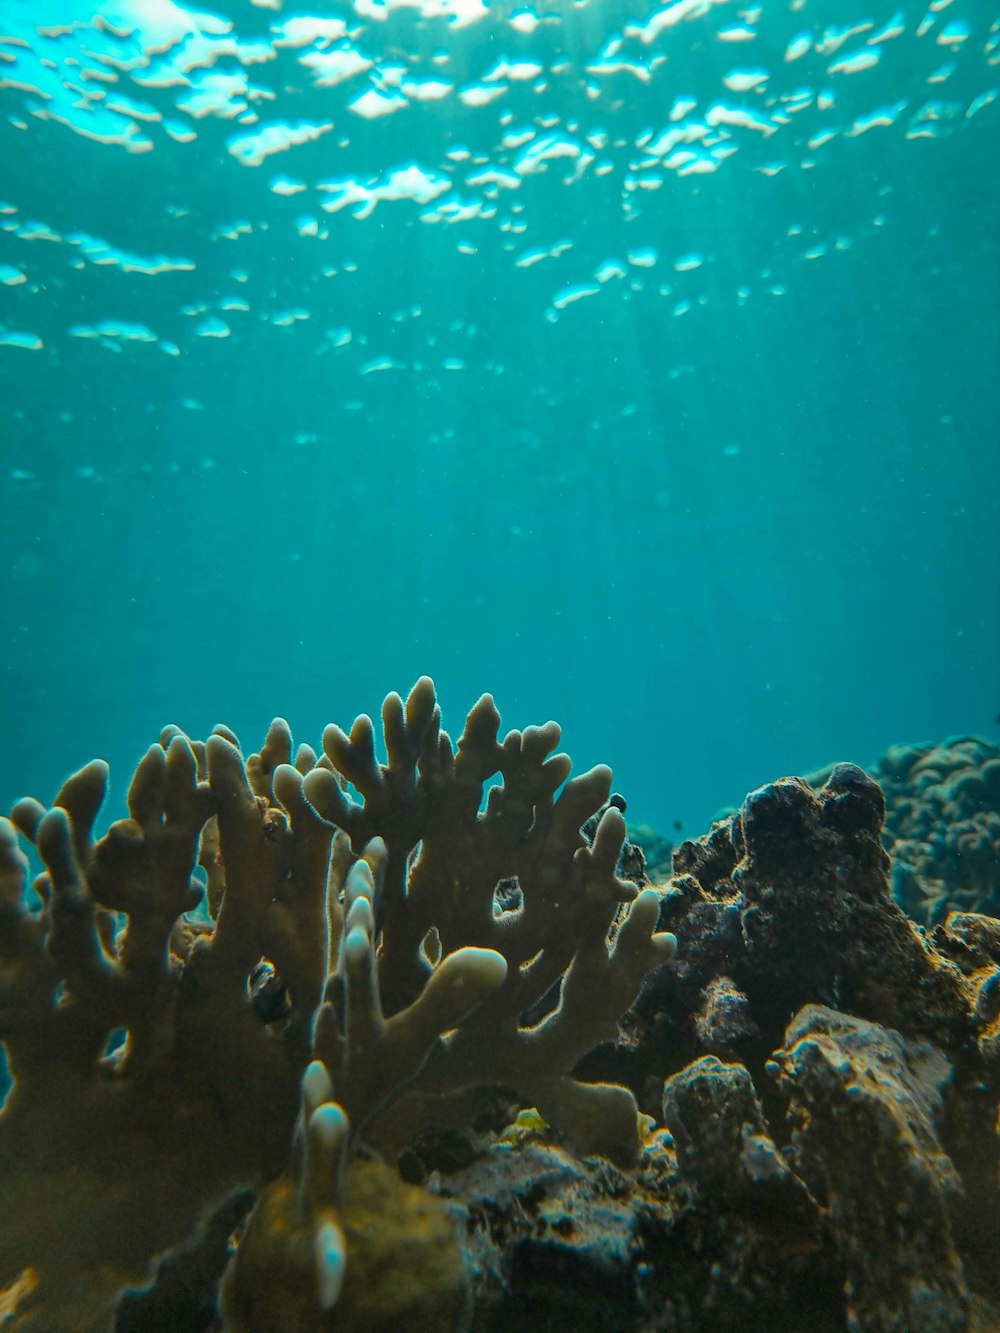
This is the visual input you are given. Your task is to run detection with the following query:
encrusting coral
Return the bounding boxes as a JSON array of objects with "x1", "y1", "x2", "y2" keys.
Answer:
[
  {"x1": 873, "y1": 737, "x2": 1000, "y2": 925},
  {"x1": 0, "y1": 678, "x2": 675, "y2": 1331}
]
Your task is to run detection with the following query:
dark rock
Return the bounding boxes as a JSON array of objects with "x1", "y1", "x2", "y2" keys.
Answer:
[
  {"x1": 692, "y1": 977, "x2": 759, "y2": 1057},
  {"x1": 775, "y1": 1005, "x2": 967, "y2": 1332},
  {"x1": 622, "y1": 767, "x2": 971, "y2": 1091}
]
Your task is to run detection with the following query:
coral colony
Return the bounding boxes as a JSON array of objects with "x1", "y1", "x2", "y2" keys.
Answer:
[{"x1": 1, "y1": 682, "x2": 999, "y2": 1330}]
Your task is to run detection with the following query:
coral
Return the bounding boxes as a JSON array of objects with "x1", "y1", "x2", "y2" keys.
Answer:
[
  {"x1": 299, "y1": 680, "x2": 676, "y2": 1160},
  {"x1": 872, "y1": 737, "x2": 1000, "y2": 924},
  {"x1": 0, "y1": 736, "x2": 330, "y2": 1329},
  {"x1": 0, "y1": 679, "x2": 674, "y2": 1330}
]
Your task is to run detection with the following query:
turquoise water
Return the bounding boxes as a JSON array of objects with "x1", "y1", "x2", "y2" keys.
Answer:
[{"x1": 1, "y1": 0, "x2": 997, "y2": 836}]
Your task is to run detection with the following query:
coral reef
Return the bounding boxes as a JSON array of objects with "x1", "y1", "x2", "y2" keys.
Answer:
[{"x1": 2, "y1": 698, "x2": 999, "y2": 1332}]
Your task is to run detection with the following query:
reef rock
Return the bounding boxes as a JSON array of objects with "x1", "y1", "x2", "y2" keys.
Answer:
[
  {"x1": 775, "y1": 1004, "x2": 967, "y2": 1332},
  {"x1": 433, "y1": 1116, "x2": 836, "y2": 1333},
  {"x1": 624, "y1": 765, "x2": 971, "y2": 1086}
]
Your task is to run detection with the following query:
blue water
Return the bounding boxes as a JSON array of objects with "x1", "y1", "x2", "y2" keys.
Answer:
[{"x1": 1, "y1": 0, "x2": 997, "y2": 837}]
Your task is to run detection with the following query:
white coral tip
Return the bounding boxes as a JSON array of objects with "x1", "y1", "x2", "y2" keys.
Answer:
[
  {"x1": 302, "y1": 1060, "x2": 334, "y2": 1117},
  {"x1": 344, "y1": 925, "x2": 370, "y2": 965},
  {"x1": 309, "y1": 1101, "x2": 349, "y2": 1151},
  {"x1": 345, "y1": 895, "x2": 375, "y2": 939},
  {"x1": 314, "y1": 1215, "x2": 347, "y2": 1310},
  {"x1": 345, "y1": 858, "x2": 374, "y2": 907}
]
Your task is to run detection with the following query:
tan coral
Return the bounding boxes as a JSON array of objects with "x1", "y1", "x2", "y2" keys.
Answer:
[
  {"x1": 305, "y1": 679, "x2": 676, "y2": 1162},
  {"x1": 0, "y1": 678, "x2": 675, "y2": 1329},
  {"x1": 0, "y1": 736, "x2": 329, "y2": 1330}
]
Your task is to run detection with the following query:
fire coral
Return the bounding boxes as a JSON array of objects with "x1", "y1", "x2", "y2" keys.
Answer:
[{"x1": 0, "y1": 678, "x2": 675, "y2": 1330}]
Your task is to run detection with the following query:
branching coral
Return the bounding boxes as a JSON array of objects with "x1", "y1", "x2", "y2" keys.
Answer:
[{"x1": 0, "y1": 679, "x2": 675, "y2": 1330}]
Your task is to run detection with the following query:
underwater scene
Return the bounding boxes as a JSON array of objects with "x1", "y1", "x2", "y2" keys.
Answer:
[{"x1": 0, "y1": 0, "x2": 999, "y2": 1328}]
